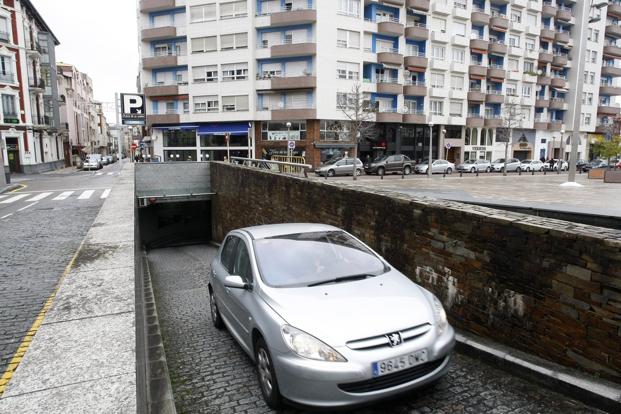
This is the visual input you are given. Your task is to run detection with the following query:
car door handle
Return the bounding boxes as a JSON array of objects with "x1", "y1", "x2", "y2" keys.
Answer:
[{"x1": 225, "y1": 287, "x2": 231, "y2": 295}]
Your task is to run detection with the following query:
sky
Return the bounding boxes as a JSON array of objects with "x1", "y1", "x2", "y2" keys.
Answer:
[{"x1": 33, "y1": 0, "x2": 139, "y2": 122}]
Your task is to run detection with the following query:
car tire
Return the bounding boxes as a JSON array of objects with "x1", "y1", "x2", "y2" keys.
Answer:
[
  {"x1": 209, "y1": 289, "x2": 224, "y2": 330},
  {"x1": 470, "y1": 167, "x2": 476, "y2": 173},
  {"x1": 486, "y1": 167, "x2": 491, "y2": 173},
  {"x1": 255, "y1": 337, "x2": 282, "y2": 409},
  {"x1": 377, "y1": 167, "x2": 385, "y2": 176},
  {"x1": 403, "y1": 166, "x2": 411, "y2": 175},
  {"x1": 355, "y1": 168, "x2": 362, "y2": 176},
  {"x1": 516, "y1": 167, "x2": 521, "y2": 173},
  {"x1": 446, "y1": 167, "x2": 453, "y2": 175},
  {"x1": 327, "y1": 169, "x2": 335, "y2": 177}
]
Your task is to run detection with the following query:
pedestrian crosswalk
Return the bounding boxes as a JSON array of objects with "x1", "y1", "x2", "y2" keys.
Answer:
[{"x1": 0, "y1": 188, "x2": 111, "y2": 204}]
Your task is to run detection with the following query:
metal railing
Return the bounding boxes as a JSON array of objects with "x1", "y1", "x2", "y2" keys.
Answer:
[
  {"x1": 486, "y1": 89, "x2": 503, "y2": 95},
  {"x1": 407, "y1": 22, "x2": 427, "y2": 28},
  {"x1": 467, "y1": 112, "x2": 483, "y2": 118},
  {"x1": 471, "y1": 32, "x2": 486, "y2": 40},
  {"x1": 230, "y1": 156, "x2": 312, "y2": 177},
  {"x1": 404, "y1": 107, "x2": 425, "y2": 114},
  {"x1": 491, "y1": 10, "x2": 507, "y2": 18},
  {"x1": 258, "y1": 37, "x2": 312, "y2": 48},
  {"x1": 405, "y1": 79, "x2": 426, "y2": 86},
  {"x1": 472, "y1": 5, "x2": 486, "y2": 13},
  {"x1": 256, "y1": 2, "x2": 314, "y2": 16},
  {"x1": 367, "y1": 16, "x2": 400, "y2": 23},
  {"x1": 256, "y1": 72, "x2": 313, "y2": 80},
  {"x1": 0, "y1": 73, "x2": 15, "y2": 83},
  {"x1": 144, "y1": 80, "x2": 188, "y2": 87},
  {"x1": 489, "y1": 38, "x2": 505, "y2": 44},
  {"x1": 489, "y1": 63, "x2": 504, "y2": 69},
  {"x1": 405, "y1": 50, "x2": 426, "y2": 57}
]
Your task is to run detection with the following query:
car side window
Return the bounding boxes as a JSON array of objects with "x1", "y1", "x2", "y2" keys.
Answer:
[
  {"x1": 336, "y1": 160, "x2": 345, "y2": 166},
  {"x1": 221, "y1": 236, "x2": 239, "y2": 273},
  {"x1": 387, "y1": 156, "x2": 396, "y2": 162},
  {"x1": 233, "y1": 241, "x2": 253, "y2": 284}
]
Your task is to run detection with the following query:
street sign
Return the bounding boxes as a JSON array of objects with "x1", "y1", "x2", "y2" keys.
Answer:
[
  {"x1": 131, "y1": 143, "x2": 137, "y2": 150},
  {"x1": 445, "y1": 143, "x2": 452, "y2": 149},
  {"x1": 120, "y1": 93, "x2": 146, "y2": 126},
  {"x1": 287, "y1": 140, "x2": 295, "y2": 150}
]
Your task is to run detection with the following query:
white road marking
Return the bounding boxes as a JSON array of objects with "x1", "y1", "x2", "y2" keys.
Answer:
[
  {"x1": 1, "y1": 213, "x2": 12, "y2": 219},
  {"x1": 78, "y1": 190, "x2": 94, "y2": 200},
  {"x1": 0, "y1": 195, "x2": 8, "y2": 200},
  {"x1": 17, "y1": 202, "x2": 38, "y2": 212},
  {"x1": 53, "y1": 191, "x2": 74, "y2": 200},
  {"x1": 26, "y1": 192, "x2": 52, "y2": 202},
  {"x1": 0, "y1": 194, "x2": 29, "y2": 204},
  {"x1": 107, "y1": 172, "x2": 114, "y2": 176},
  {"x1": 95, "y1": 172, "x2": 103, "y2": 176},
  {"x1": 100, "y1": 189, "x2": 111, "y2": 199}
]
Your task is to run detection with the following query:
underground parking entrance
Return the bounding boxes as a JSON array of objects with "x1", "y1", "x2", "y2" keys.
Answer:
[{"x1": 134, "y1": 162, "x2": 615, "y2": 413}]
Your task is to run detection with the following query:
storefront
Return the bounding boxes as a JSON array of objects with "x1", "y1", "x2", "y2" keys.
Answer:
[{"x1": 464, "y1": 127, "x2": 494, "y2": 161}]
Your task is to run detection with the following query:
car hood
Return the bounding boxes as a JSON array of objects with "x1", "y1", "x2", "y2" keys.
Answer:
[{"x1": 261, "y1": 270, "x2": 435, "y2": 347}]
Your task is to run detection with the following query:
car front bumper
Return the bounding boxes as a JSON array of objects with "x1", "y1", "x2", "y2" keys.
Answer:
[{"x1": 272, "y1": 325, "x2": 455, "y2": 408}]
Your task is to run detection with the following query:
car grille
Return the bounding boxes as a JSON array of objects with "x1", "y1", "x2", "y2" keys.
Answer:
[
  {"x1": 346, "y1": 323, "x2": 432, "y2": 351},
  {"x1": 338, "y1": 357, "x2": 446, "y2": 394}
]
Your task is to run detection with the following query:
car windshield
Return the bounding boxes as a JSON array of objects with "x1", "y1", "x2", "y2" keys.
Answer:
[
  {"x1": 522, "y1": 160, "x2": 531, "y2": 164},
  {"x1": 464, "y1": 160, "x2": 475, "y2": 164},
  {"x1": 492, "y1": 159, "x2": 505, "y2": 163},
  {"x1": 373, "y1": 155, "x2": 388, "y2": 162},
  {"x1": 323, "y1": 157, "x2": 340, "y2": 165},
  {"x1": 253, "y1": 230, "x2": 388, "y2": 288}
]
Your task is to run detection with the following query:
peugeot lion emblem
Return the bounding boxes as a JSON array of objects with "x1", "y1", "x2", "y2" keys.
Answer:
[{"x1": 387, "y1": 332, "x2": 403, "y2": 347}]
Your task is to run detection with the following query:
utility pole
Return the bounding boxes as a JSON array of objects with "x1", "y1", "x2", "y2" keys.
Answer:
[
  {"x1": 427, "y1": 122, "x2": 434, "y2": 177},
  {"x1": 114, "y1": 92, "x2": 122, "y2": 162}
]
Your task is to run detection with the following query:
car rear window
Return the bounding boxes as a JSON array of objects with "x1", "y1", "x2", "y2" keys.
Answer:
[{"x1": 253, "y1": 231, "x2": 387, "y2": 288}]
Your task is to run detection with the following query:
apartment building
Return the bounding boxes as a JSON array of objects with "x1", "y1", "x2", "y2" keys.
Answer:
[
  {"x1": 138, "y1": 0, "x2": 613, "y2": 168},
  {"x1": 0, "y1": 0, "x2": 62, "y2": 175}
]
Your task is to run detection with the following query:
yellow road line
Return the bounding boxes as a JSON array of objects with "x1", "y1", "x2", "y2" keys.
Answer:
[
  {"x1": 9, "y1": 184, "x2": 26, "y2": 193},
  {"x1": 0, "y1": 237, "x2": 86, "y2": 396}
]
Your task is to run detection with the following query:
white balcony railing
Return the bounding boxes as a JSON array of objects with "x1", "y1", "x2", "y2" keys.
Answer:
[{"x1": 256, "y1": 2, "x2": 314, "y2": 16}]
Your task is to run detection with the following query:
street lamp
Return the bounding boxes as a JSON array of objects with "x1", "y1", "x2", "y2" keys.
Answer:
[
  {"x1": 558, "y1": 129, "x2": 565, "y2": 174},
  {"x1": 428, "y1": 122, "x2": 434, "y2": 177},
  {"x1": 286, "y1": 121, "x2": 292, "y2": 162}
]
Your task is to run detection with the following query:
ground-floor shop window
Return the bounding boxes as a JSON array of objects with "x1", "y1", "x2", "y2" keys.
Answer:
[
  {"x1": 261, "y1": 121, "x2": 306, "y2": 141},
  {"x1": 164, "y1": 150, "x2": 195, "y2": 161},
  {"x1": 163, "y1": 129, "x2": 197, "y2": 147},
  {"x1": 199, "y1": 134, "x2": 248, "y2": 147},
  {"x1": 200, "y1": 149, "x2": 249, "y2": 162},
  {"x1": 320, "y1": 120, "x2": 350, "y2": 141}
]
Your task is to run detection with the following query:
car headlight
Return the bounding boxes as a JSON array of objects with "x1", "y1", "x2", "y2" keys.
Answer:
[
  {"x1": 432, "y1": 296, "x2": 448, "y2": 335},
  {"x1": 281, "y1": 325, "x2": 346, "y2": 362}
]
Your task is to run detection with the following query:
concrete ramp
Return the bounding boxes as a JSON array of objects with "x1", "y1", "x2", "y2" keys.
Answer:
[{"x1": 135, "y1": 162, "x2": 213, "y2": 207}]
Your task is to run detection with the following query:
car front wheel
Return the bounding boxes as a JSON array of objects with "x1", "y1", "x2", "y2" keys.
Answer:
[
  {"x1": 355, "y1": 168, "x2": 362, "y2": 176},
  {"x1": 446, "y1": 167, "x2": 453, "y2": 174},
  {"x1": 209, "y1": 289, "x2": 224, "y2": 330},
  {"x1": 486, "y1": 167, "x2": 491, "y2": 173},
  {"x1": 404, "y1": 166, "x2": 411, "y2": 175},
  {"x1": 377, "y1": 167, "x2": 385, "y2": 176},
  {"x1": 327, "y1": 169, "x2": 335, "y2": 177},
  {"x1": 256, "y1": 337, "x2": 282, "y2": 409},
  {"x1": 516, "y1": 167, "x2": 521, "y2": 173},
  {"x1": 470, "y1": 167, "x2": 476, "y2": 173}
]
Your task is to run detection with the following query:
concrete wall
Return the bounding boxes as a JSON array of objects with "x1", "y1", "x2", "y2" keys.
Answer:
[{"x1": 211, "y1": 162, "x2": 621, "y2": 383}]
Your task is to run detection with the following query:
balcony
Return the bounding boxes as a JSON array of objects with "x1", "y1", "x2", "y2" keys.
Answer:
[
  {"x1": 604, "y1": 44, "x2": 621, "y2": 59},
  {"x1": 469, "y1": 65, "x2": 487, "y2": 77},
  {"x1": 551, "y1": 77, "x2": 566, "y2": 88},
  {"x1": 554, "y1": 32, "x2": 570, "y2": 44},
  {"x1": 534, "y1": 120, "x2": 548, "y2": 130},
  {"x1": 540, "y1": 27, "x2": 555, "y2": 40},
  {"x1": 467, "y1": 90, "x2": 486, "y2": 102},
  {"x1": 535, "y1": 97, "x2": 549, "y2": 107},
  {"x1": 466, "y1": 115, "x2": 484, "y2": 127},
  {"x1": 146, "y1": 113, "x2": 180, "y2": 126},
  {"x1": 608, "y1": 2, "x2": 621, "y2": 19},
  {"x1": 471, "y1": 10, "x2": 490, "y2": 26},
  {"x1": 556, "y1": 8, "x2": 573, "y2": 22},
  {"x1": 404, "y1": 54, "x2": 428, "y2": 68},
  {"x1": 470, "y1": 38, "x2": 489, "y2": 50},
  {"x1": 606, "y1": 23, "x2": 621, "y2": 39},
  {"x1": 538, "y1": 51, "x2": 553, "y2": 63},
  {"x1": 484, "y1": 116, "x2": 503, "y2": 127},
  {"x1": 377, "y1": 50, "x2": 404, "y2": 65},
  {"x1": 549, "y1": 98, "x2": 567, "y2": 110},
  {"x1": 537, "y1": 75, "x2": 551, "y2": 85},
  {"x1": 271, "y1": 75, "x2": 316, "y2": 90},
  {"x1": 602, "y1": 63, "x2": 621, "y2": 77},
  {"x1": 552, "y1": 54, "x2": 568, "y2": 66},
  {"x1": 143, "y1": 83, "x2": 182, "y2": 97},
  {"x1": 403, "y1": 111, "x2": 427, "y2": 124},
  {"x1": 142, "y1": 55, "x2": 178, "y2": 69},
  {"x1": 487, "y1": 66, "x2": 506, "y2": 79},
  {"x1": 548, "y1": 121, "x2": 563, "y2": 131},
  {"x1": 542, "y1": 2, "x2": 557, "y2": 17},
  {"x1": 597, "y1": 105, "x2": 621, "y2": 116},
  {"x1": 377, "y1": 20, "x2": 405, "y2": 37},
  {"x1": 384, "y1": 0, "x2": 405, "y2": 5},
  {"x1": 407, "y1": 0, "x2": 430, "y2": 12},
  {"x1": 600, "y1": 84, "x2": 621, "y2": 95},
  {"x1": 405, "y1": 24, "x2": 429, "y2": 40},
  {"x1": 268, "y1": 108, "x2": 315, "y2": 120},
  {"x1": 485, "y1": 91, "x2": 504, "y2": 103},
  {"x1": 490, "y1": 14, "x2": 509, "y2": 31},
  {"x1": 404, "y1": 81, "x2": 427, "y2": 96},
  {"x1": 0, "y1": 73, "x2": 16, "y2": 84},
  {"x1": 270, "y1": 9, "x2": 316, "y2": 27},
  {"x1": 376, "y1": 110, "x2": 403, "y2": 123},
  {"x1": 141, "y1": 26, "x2": 177, "y2": 41},
  {"x1": 139, "y1": 0, "x2": 176, "y2": 12},
  {"x1": 271, "y1": 42, "x2": 316, "y2": 58},
  {"x1": 488, "y1": 41, "x2": 507, "y2": 54},
  {"x1": 376, "y1": 79, "x2": 403, "y2": 95},
  {"x1": 28, "y1": 78, "x2": 45, "y2": 91}
]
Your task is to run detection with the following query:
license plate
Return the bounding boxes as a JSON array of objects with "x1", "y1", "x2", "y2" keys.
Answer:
[{"x1": 372, "y1": 349, "x2": 428, "y2": 377}]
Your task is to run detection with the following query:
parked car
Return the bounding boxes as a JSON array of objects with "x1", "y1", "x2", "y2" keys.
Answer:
[
  {"x1": 550, "y1": 159, "x2": 568, "y2": 171},
  {"x1": 519, "y1": 159, "x2": 545, "y2": 172},
  {"x1": 82, "y1": 154, "x2": 103, "y2": 170},
  {"x1": 491, "y1": 158, "x2": 522, "y2": 172},
  {"x1": 315, "y1": 157, "x2": 363, "y2": 177},
  {"x1": 101, "y1": 156, "x2": 110, "y2": 166},
  {"x1": 414, "y1": 159, "x2": 455, "y2": 174},
  {"x1": 209, "y1": 223, "x2": 455, "y2": 409},
  {"x1": 456, "y1": 159, "x2": 491, "y2": 173},
  {"x1": 582, "y1": 160, "x2": 608, "y2": 172},
  {"x1": 576, "y1": 159, "x2": 589, "y2": 171},
  {"x1": 365, "y1": 154, "x2": 413, "y2": 175}
]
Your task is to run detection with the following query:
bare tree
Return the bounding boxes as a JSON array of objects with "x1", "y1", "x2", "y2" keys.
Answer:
[
  {"x1": 498, "y1": 97, "x2": 526, "y2": 176},
  {"x1": 336, "y1": 82, "x2": 377, "y2": 180}
]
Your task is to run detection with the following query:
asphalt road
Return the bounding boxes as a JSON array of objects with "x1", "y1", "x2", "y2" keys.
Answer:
[
  {"x1": 148, "y1": 244, "x2": 602, "y2": 414},
  {"x1": 0, "y1": 162, "x2": 122, "y2": 376}
]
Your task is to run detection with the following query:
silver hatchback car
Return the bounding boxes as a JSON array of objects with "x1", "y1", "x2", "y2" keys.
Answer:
[
  {"x1": 209, "y1": 224, "x2": 454, "y2": 409},
  {"x1": 315, "y1": 157, "x2": 363, "y2": 177}
]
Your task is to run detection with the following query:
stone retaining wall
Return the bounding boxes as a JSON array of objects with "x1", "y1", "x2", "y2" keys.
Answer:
[{"x1": 211, "y1": 162, "x2": 621, "y2": 383}]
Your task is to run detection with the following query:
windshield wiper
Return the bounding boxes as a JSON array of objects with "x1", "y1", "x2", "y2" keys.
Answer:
[{"x1": 307, "y1": 274, "x2": 375, "y2": 287}]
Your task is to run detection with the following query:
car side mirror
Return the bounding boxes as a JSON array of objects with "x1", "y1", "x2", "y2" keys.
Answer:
[{"x1": 224, "y1": 275, "x2": 248, "y2": 289}]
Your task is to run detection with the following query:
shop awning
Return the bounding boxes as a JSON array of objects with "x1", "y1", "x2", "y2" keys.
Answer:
[
  {"x1": 153, "y1": 125, "x2": 199, "y2": 130},
  {"x1": 314, "y1": 142, "x2": 355, "y2": 149},
  {"x1": 197, "y1": 122, "x2": 250, "y2": 135}
]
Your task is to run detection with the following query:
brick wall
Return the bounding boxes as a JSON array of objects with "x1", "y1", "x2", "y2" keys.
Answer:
[{"x1": 211, "y1": 163, "x2": 621, "y2": 383}]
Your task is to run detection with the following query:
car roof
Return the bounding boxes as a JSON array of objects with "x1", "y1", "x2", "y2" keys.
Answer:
[{"x1": 239, "y1": 223, "x2": 341, "y2": 240}]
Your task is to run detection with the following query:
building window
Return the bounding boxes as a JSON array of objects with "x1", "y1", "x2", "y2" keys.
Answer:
[
  {"x1": 190, "y1": 4, "x2": 216, "y2": 23},
  {"x1": 591, "y1": 51, "x2": 597, "y2": 63},
  {"x1": 163, "y1": 129, "x2": 196, "y2": 147},
  {"x1": 222, "y1": 95, "x2": 249, "y2": 112},
  {"x1": 1, "y1": 94, "x2": 17, "y2": 121},
  {"x1": 336, "y1": 61, "x2": 359, "y2": 80},
  {"x1": 584, "y1": 113, "x2": 591, "y2": 125},
  {"x1": 524, "y1": 61, "x2": 534, "y2": 73},
  {"x1": 452, "y1": 48, "x2": 465, "y2": 64},
  {"x1": 432, "y1": 17, "x2": 446, "y2": 32},
  {"x1": 220, "y1": 32, "x2": 248, "y2": 50},
  {"x1": 193, "y1": 95, "x2": 219, "y2": 113},
  {"x1": 452, "y1": 22, "x2": 466, "y2": 37},
  {"x1": 337, "y1": 0, "x2": 360, "y2": 17},
  {"x1": 506, "y1": 82, "x2": 517, "y2": 96},
  {"x1": 0, "y1": 16, "x2": 9, "y2": 42},
  {"x1": 220, "y1": 1, "x2": 247, "y2": 19},
  {"x1": 192, "y1": 65, "x2": 218, "y2": 83},
  {"x1": 449, "y1": 101, "x2": 462, "y2": 117},
  {"x1": 522, "y1": 85, "x2": 531, "y2": 97},
  {"x1": 508, "y1": 58, "x2": 519, "y2": 72},
  {"x1": 431, "y1": 72, "x2": 444, "y2": 88},
  {"x1": 221, "y1": 62, "x2": 248, "y2": 81},
  {"x1": 430, "y1": 100, "x2": 443, "y2": 115},
  {"x1": 261, "y1": 121, "x2": 306, "y2": 141},
  {"x1": 337, "y1": 29, "x2": 360, "y2": 49},
  {"x1": 431, "y1": 45, "x2": 445, "y2": 60},
  {"x1": 320, "y1": 120, "x2": 351, "y2": 141},
  {"x1": 509, "y1": 35, "x2": 520, "y2": 48},
  {"x1": 0, "y1": 55, "x2": 14, "y2": 83},
  {"x1": 191, "y1": 36, "x2": 217, "y2": 53},
  {"x1": 593, "y1": 30, "x2": 599, "y2": 42},
  {"x1": 450, "y1": 75, "x2": 463, "y2": 91},
  {"x1": 510, "y1": 10, "x2": 521, "y2": 23},
  {"x1": 337, "y1": 92, "x2": 355, "y2": 109}
]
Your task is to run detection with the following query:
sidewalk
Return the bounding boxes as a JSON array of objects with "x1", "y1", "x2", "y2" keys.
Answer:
[{"x1": 0, "y1": 183, "x2": 21, "y2": 194}]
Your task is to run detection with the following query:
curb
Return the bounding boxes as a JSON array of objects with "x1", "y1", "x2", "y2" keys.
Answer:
[
  {"x1": 455, "y1": 331, "x2": 621, "y2": 413},
  {"x1": 0, "y1": 184, "x2": 21, "y2": 194},
  {"x1": 140, "y1": 250, "x2": 177, "y2": 414}
]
